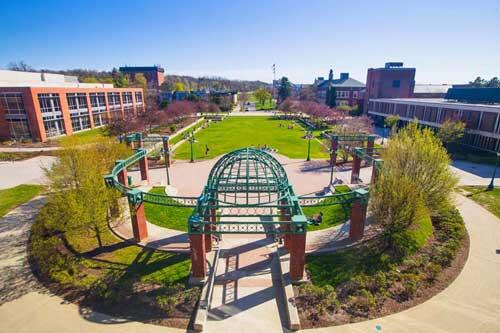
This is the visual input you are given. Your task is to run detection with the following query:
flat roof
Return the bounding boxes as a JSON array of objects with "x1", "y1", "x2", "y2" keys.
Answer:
[
  {"x1": 414, "y1": 84, "x2": 452, "y2": 94},
  {"x1": 119, "y1": 66, "x2": 165, "y2": 73},
  {"x1": 371, "y1": 98, "x2": 500, "y2": 112}
]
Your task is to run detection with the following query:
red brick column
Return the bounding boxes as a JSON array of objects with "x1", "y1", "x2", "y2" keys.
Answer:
[
  {"x1": 116, "y1": 162, "x2": 128, "y2": 186},
  {"x1": 289, "y1": 233, "x2": 306, "y2": 281},
  {"x1": 351, "y1": 154, "x2": 361, "y2": 183},
  {"x1": 330, "y1": 138, "x2": 338, "y2": 167},
  {"x1": 130, "y1": 201, "x2": 148, "y2": 242},
  {"x1": 280, "y1": 199, "x2": 291, "y2": 250},
  {"x1": 190, "y1": 234, "x2": 207, "y2": 278},
  {"x1": 349, "y1": 200, "x2": 367, "y2": 241},
  {"x1": 139, "y1": 156, "x2": 149, "y2": 182},
  {"x1": 367, "y1": 137, "x2": 375, "y2": 156}
]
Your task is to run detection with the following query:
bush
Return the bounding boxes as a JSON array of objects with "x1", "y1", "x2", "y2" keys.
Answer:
[
  {"x1": 346, "y1": 289, "x2": 376, "y2": 315},
  {"x1": 298, "y1": 284, "x2": 340, "y2": 316}
]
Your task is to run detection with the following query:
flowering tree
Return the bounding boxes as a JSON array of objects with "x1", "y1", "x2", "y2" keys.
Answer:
[{"x1": 278, "y1": 98, "x2": 301, "y2": 118}]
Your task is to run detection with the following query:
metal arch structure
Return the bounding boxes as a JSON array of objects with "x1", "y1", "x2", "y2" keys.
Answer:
[
  {"x1": 188, "y1": 148, "x2": 307, "y2": 236},
  {"x1": 322, "y1": 132, "x2": 377, "y2": 166}
]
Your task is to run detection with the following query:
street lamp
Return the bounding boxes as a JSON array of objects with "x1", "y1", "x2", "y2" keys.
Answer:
[
  {"x1": 188, "y1": 131, "x2": 196, "y2": 163},
  {"x1": 329, "y1": 147, "x2": 335, "y2": 186},
  {"x1": 487, "y1": 151, "x2": 499, "y2": 191},
  {"x1": 381, "y1": 124, "x2": 387, "y2": 145},
  {"x1": 306, "y1": 130, "x2": 313, "y2": 161}
]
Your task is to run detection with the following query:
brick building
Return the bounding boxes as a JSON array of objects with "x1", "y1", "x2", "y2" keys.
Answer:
[
  {"x1": 315, "y1": 69, "x2": 365, "y2": 107},
  {"x1": 119, "y1": 65, "x2": 165, "y2": 93},
  {"x1": 363, "y1": 62, "x2": 416, "y2": 112},
  {"x1": 367, "y1": 96, "x2": 500, "y2": 152},
  {"x1": 0, "y1": 70, "x2": 144, "y2": 142}
]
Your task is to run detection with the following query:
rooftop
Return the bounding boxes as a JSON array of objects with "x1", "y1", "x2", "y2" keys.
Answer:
[
  {"x1": 0, "y1": 69, "x2": 113, "y2": 88},
  {"x1": 119, "y1": 66, "x2": 165, "y2": 73},
  {"x1": 372, "y1": 97, "x2": 500, "y2": 111},
  {"x1": 414, "y1": 84, "x2": 453, "y2": 94}
]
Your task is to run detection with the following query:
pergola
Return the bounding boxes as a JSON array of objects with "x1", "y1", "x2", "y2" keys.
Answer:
[{"x1": 188, "y1": 148, "x2": 308, "y2": 281}]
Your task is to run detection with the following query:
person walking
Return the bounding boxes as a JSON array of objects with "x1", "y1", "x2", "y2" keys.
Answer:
[{"x1": 205, "y1": 144, "x2": 210, "y2": 156}]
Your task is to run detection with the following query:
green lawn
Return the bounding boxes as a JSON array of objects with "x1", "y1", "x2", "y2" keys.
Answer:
[
  {"x1": 302, "y1": 185, "x2": 352, "y2": 231},
  {"x1": 255, "y1": 100, "x2": 276, "y2": 110},
  {"x1": 144, "y1": 187, "x2": 193, "y2": 231},
  {"x1": 0, "y1": 151, "x2": 53, "y2": 161},
  {"x1": 173, "y1": 116, "x2": 329, "y2": 160},
  {"x1": 0, "y1": 184, "x2": 44, "y2": 217},
  {"x1": 54, "y1": 127, "x2": 110, "y2": 145},
  {"x1": 461, "y1": 186, "x2": 500, "y2": 218}
]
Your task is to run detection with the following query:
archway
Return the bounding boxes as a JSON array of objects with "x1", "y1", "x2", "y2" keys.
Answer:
[{"x1": 188, "y1": 148, "x2": 308, "y2": 281}]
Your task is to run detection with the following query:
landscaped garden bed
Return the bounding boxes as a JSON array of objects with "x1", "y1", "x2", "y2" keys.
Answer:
[{"x1": 295, "y1": 204, "x2": 468, "y2": 328}]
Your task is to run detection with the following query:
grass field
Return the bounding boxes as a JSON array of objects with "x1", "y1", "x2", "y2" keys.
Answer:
[
  {"x1": 54, "y1": 127, "x2": 110, "y2": 145},
  {"x1": 302, "y1": 185, "x2": 352, "y2": 231},
  {"x1": 144, "y1": 187, "x2": 193, "y2": 231},
  {"x1": 461, "y1": 186, "x2": 500, "y2": 218},
  {"x1": 173, "y1": 116, "x2": 329, "y2": 160},
  {"x1": 0, "y1": 184, "x2": 44, "y2": 217}
]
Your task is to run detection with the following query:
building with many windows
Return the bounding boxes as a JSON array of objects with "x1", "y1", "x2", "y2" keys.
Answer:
[
  {"x1": 119, "y1": 65, "x2": 165, "y2": 94},
  {"x1": 367, "y1": 95, "x2": 500, "y2": 152},
  {"x1": 0, "y1": 70, "x2": 144, "y2": 142},
  {"x1": 315, "y1": 69, "x2": 365, "y2": 107}
]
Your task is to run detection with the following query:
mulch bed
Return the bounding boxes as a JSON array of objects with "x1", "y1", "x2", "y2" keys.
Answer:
[{"x1": 296, "y1": 231, "x2": 470, "y2": 328}]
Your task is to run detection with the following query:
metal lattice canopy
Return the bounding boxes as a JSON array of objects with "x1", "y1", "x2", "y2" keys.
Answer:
[{"x1": 189, "y1": 148, "x2": 307, "y2": 235}]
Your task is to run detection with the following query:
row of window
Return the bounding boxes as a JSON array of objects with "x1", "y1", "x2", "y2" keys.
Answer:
[
  {"x1": 0, "y1": 91, "x2": 143, "y2": 139},
  {"x1": 369, "y1": 101, "x2": 500, "y2": 134}
]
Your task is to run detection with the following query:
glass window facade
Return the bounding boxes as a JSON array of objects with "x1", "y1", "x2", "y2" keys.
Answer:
[
  {"x1": 38, "y1": 93, "x2": 65, "y2": 137},
  {"x1": 122, "y1": 92, "x2": 133, "y2": 105},
  {"x1": 135, "y1": 92, "x2": 143, "y2": 104}
]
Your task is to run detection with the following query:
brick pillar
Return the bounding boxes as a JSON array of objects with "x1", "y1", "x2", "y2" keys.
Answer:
[
  {"x1": 190, "y1": 234, "x2": 207, "y2": 278},
  {"x1": 367, "y1": 137, "x2": 375, "y2": 156},
  {"x1": 116, "y1": 162, "x2": 128, "y2": 186},
  {"x1": 129, "y1": 201, "x2": 148, "y2": 242},
  {"x1": 85, "y1": 93, "x2": 95, "y2": 129},
  {"x1": 280, "y1": 199, "x2": 291, "y2": 250},
  {"x1": 289, "y1": 233, "x2": 306, "y2": 281},
  {"x1": 351, "y1": 154, "x2": 361, "y2": 183},
  {"x1": 330, "y1": 138, "x2": 338, "y2": 166},
  {"x1": 139, "y1": 156, "x2": 149, "y2": 181},
  {"x1": 204, "y1": 208, "x2": 212, "y2": 252},
  {"x1": 349, "y1": 200, "x2": 367, "y2": 241}
]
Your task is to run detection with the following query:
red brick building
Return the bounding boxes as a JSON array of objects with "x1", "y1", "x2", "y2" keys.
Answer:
[
  {"x1": 363, "y1": 62, "x2": 415, "y2": 112},
  {"x1": 315, "y1": 69, "x2": 365, "y2": 107},
  {"x1": 119, "y1": 66, "x2": 165, "y2": 94},
  {"x1": 0, "y1": 70, "x2": 144, "y2": 142}
]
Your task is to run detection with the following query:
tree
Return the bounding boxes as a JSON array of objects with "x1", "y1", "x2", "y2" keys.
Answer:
[
  {"x1": 254, "y1": 88, "x2": 272, "y2": 106},
  {"x1": 174, "y1": 82, "x2": 185, "y2": 92},
  {"x1": 469, "y1": 76, "x2": 500, "y2": 88},
  {"x1": 385, "y1": 114, "x2": 400, "y2": 133},
  {"x1": 81, "y1": 76, "x2": 100, "y2": 83},
  {"x1": 278, "y1": 77, "x2": 292, "y2": 102},
  {"x1": 437, "y1": 120, "x2": 465, "y2": 151},
  {"x1": 370, "y1": 122, "x2": 457, "y2": 256},
  {"x1": 239, "y1": 92, "x2": 249, "y2": 110},
  {"x1": 325, "y1": 86, "x2": 337, "y2": 108},
  {"x1": 43, "y1": 137, "x2": 130, "y2": 248},
  {"x1": 278, "y1": 98, "x2": 300, "y2": 118},
  {"x1": 134, "y1": 73, "x2": 148, "y2": 91},
  {"x1": 113, "y1": 72, "x2": 130, "y2": 88},
  {"x1": 7, "y1": 61, "x2": 34, "y2": 72},
  {"x1": 334, "y1": 116, "x2": 373, "y2": 162}
]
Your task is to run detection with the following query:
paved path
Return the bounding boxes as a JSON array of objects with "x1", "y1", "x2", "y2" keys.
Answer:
[
  {"x1": 207, "y1": 234, "x2": 288, "y2": 333},
  {"x1": 303, "y1": 194, "x2": 500, "y2": 333},
  {"x1": 0, "y1": 156, "x2": 56, "y2": 189},
  {"x1": 0, "y1": 147, "x2": 59, "y2": 152},
  {"x1": 0, "y1": 197, "x2": 182, "y2": 333}
]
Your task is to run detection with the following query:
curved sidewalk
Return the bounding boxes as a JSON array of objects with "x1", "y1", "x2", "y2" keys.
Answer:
[{"x1": 304, "y1": 194, "x2": 500, "y2": 333}]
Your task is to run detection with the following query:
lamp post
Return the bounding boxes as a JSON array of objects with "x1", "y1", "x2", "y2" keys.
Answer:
[
  {"x1": 487, "y1": 151, "x2": 499, "y2": 191},
  {"x1": 162, "y1": 136, "x2": 171, "y2": 185},
  {"x1": 329, "y1": 147, "x2": 335, "y2": 186},
  {"x1": 381, "y1": 124, "x2": 387, "y2": 145},
  {"x1": 189, "y1": 131, "x2": 196, "y2": 163},
  {"x1": 306, "y1": 130, "x2": 313, "y2": 162}
]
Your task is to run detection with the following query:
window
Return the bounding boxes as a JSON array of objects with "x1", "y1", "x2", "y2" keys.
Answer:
[
  {"x1": 90, "y1": 92, "x2": 106, "y2": 109},
  {"x1": 135, "y1": 92, "x2": 143, "y2": 104},
  {"x1": 38, "y1": 93, "x2": 62, "y2": 117},
  {"x1": 352, "y1": 91, "x2": 358, "y2": 98},
  {"x1": 392, "y1": 80, "x2": 401, "y2": 88},
  {"x1": 0, "y1": 93, "x2": 27, "y2": 117},
  {"x1": 71, "y1": 115, "x2": 90, "y2": 132},
  {"x1": 107, "y1": 92, "x2": 121, "y2": 107},
  {"x1": 122, "y1": 92, "x2": 133, "y2": 105},
  {"x1": 43, "y1": 119, "x2": 65, "y2": 137},
  {"x1": 7, "y1": 119, "x2": 31, "y2": 139},
  {"x1": 67, "y1": 93, "x2": 88, "y2": 112}
]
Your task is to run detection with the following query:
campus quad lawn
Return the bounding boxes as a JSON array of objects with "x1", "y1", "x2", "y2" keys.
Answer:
[
  {"x1": 461, "y1": 186, "x2": 500, "y2": 218},
  {"x1": 144, "y1": 187, "x2": 193, "y2": 231},
  {"x1": 174, "y1": 116, "x2": 329, "y2": 160},
  {"x1": 0, "y1": 184, "x2": 44, "y2": 217},
  {"x1": 54, "y1": 127, "x2": 110, "y2": 145},
  {"x1": 302, "y1": 185, "x2": 352, "y2": 231}
]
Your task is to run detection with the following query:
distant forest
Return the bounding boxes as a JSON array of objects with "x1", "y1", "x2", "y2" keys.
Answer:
[{"x1": 5, "y1": 61, "x2": 271, "y2": 92}]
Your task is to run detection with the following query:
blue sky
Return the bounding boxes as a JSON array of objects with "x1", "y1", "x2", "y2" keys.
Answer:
[{"x1": 1, "y1": 0, "x2": 499, "y2": 84}]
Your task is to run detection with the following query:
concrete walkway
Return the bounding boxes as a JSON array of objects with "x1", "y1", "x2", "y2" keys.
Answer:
[
  {"x1": 303, "y1": 194, "x2": 500, "y2": 333},
  {"x1": 0, "y1": 156, "x2": 56, "y2": 189}
]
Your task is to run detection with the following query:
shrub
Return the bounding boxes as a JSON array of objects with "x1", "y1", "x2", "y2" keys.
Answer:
[
  {"x1": 298, "y1": 284, "x2": 340, "y2": 316},
  {"x1": 346, "y1": 289, "x2": 376, "y2": 315}
]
